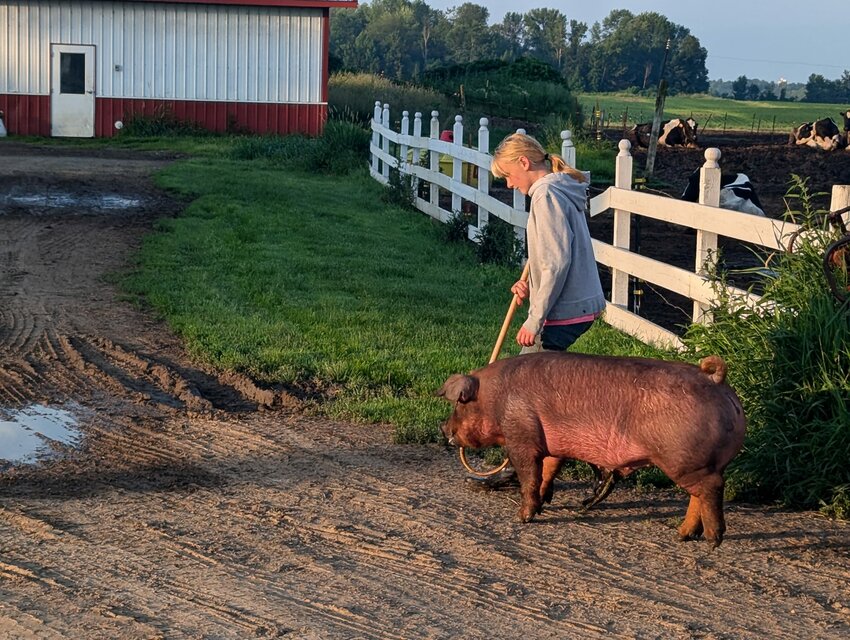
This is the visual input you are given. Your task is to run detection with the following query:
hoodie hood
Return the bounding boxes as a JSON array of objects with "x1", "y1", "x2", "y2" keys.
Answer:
[{"x1": 528, "y1": 171, "x2": 589, "y2": 212}]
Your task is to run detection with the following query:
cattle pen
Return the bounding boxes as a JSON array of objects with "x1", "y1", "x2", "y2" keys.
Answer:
[{"x1": 369, "y1": 101, "x2": 850, "y2": 349}]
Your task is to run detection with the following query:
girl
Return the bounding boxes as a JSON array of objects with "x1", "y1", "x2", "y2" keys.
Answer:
[{"x1": 491, "y1": 132, "x2": 605, "y2": 352}]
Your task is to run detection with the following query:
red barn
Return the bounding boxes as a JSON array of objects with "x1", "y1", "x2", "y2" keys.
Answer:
[{"x1": 0, "y1": 0, "x2": 356, "y2": 137}]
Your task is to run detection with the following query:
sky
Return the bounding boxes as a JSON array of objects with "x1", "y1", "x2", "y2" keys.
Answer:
[{"x1": 421, "y1": 0, "x2": 845, "y2": 84}]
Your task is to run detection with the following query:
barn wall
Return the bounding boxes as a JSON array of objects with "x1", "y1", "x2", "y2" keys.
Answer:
[
  {"x1": 0, "y1": 94, "x2": 326, "y2": 137},
  {"x1": 0, "y1": 0, "x2": 327, "y2": 135}
]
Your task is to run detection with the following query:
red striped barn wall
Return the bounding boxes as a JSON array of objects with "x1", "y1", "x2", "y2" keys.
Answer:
[{"x1": 0, "y1": 95, "x2": 326, "y2": 137}]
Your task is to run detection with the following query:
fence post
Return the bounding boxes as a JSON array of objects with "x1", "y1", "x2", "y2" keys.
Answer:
[
  {"x1": 412, "y1": 112, "x2": 423, "y2": 202},
  {"x1": 400, "y1": 110, "x2": 409, "y2": 167},
  {"x1": 381, "y1": 103, "x2": 391, "y2": 182},
  {"x1": 451, "y1": 115, "x2": 464, "y2": 217},
  {"x1": 477, "y1": 117, "x2": 490, "y2": 235},
  {"x1": 560, "y1": 130, "x2": 576, "y2": 168},
  {"x1": 611, "y1": 139, "x2": 633, "y2": 309},
  {"x1": 832, "y1": 185, "x2": 850, "y2": 226},
  {"x1": 694, "y1": 147, "x2": 722, "y2": 323},
  {"x1": 371, "y1": 100, "x2": 381, "y2": 176},
  {"x1": 429, "y1": 111, "x2": 440, "y2": 211}
]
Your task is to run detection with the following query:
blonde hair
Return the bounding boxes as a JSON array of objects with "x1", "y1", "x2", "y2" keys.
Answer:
[{"x1": 491, "y1": 132, "x2": 587, "y2": 183}]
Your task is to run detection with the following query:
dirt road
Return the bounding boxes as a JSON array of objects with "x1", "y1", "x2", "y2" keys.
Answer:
[{"x1": 0, "y1": 142, "x2": 847, "y2": 639}]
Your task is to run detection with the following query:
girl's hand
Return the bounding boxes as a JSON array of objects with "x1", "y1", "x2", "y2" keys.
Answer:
[
  {"x1": 516, "y1": 326, "x2": 536, "y2": 347},
  {"x1": 511, "y1": 279, "x2": 529, "y2": 305}
]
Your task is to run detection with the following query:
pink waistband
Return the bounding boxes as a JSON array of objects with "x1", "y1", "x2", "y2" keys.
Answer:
[{"x1": 543, "y1": 313, "x2": 599, "y2": 327}]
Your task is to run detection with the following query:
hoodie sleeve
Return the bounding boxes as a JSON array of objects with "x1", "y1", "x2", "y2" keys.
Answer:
[{"x1": 523, "y1": 188, "x2": 574, "y2": 335}]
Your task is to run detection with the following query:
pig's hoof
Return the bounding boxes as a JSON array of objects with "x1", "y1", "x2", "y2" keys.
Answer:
[{"x1": 518, "y1": 507, "x2": 538, "y2": 523}]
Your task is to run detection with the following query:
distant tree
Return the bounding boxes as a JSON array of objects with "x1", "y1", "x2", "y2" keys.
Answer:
[
  {"x1": 367, "y1": 0, "x2": 423, "y2": 78},
  {"x1": 411, "y1": 0, "x2": 448, "y2": 73},
  {"x1": 732, "y1": 75, "x2": 749, "y2": 100},
  {"x1": 445, "y1": 3, "x2": 495, "y2": 64},
  {"x1": 563, "y1": 19, "x2": 589, "y2": 90},
  {"x1": 493, "y1": 11, "x2": 525, "y2": 61},
  {"x1": 584, "y1": 11, "x2": 708, "y2": 93},
  {"x1": 758, "y1": 83, "x2": 778, "y2": 101},
  {"x1": 666, "y1": 33, "x2": 708, "y2": 94},
  {"x1": 839, "y1": 70, "x2": 850, "y2": 103},
  {"x1": 522, "y1": 8, "x2": 567, "y2": 71},
  {"x1": 330, "y1": 7, "x2": 373, "y2": 72},
  {"x1": 745, "y1": 83, "x2": 760, "y2": 100},
  {"x1": 804, "y1": 72, "x2": 850, "y2": 103}
]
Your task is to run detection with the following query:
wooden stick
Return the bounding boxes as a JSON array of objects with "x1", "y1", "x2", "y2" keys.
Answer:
[{"x1": 488, "y1": 262, "x2": 530, "y2": 364}]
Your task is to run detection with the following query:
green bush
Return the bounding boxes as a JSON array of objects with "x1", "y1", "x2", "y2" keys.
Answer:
[
  {"x1": 683, "y1": 176, "x2": 850, "y2": 515},
  {"x1": 381, "y1": 166, "x2": 415, "y2": 210},
  {"x1": 474, "y1": 217, "x2": 524, "y2": 267},
  {"x1": 443, "y1": 211, "x2": 473, "y2": 244}
]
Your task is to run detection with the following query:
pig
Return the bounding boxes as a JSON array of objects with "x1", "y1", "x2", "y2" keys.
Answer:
[{"x1": 437, "y1": 352, "x2": 746, "y2": 547}]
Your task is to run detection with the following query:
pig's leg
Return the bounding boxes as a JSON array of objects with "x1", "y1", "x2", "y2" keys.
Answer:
[
  {"x1": 696, "y1": 474, "x2": 726, "y2": 547},
  {"x1": 508, "y1": 449, "x2": 544, "y2": 522},
  {"x1": 678, "y1": 496, "x2": 704, "y2": 541},
  {"x1": 539, "y1": 456, "x2": 564, "y2": 504}
]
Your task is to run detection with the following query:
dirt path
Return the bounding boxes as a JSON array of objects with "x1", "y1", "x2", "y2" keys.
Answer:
[{"x1": 0, "y1": 142, "x2": 847, "y2": 639}]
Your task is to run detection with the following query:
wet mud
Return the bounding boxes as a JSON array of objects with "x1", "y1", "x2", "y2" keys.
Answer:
[{"x1": 0, "y1": 140, "x2": 847, "y2": 639}]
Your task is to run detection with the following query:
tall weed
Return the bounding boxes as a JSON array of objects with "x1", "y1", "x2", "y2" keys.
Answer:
[
  {"x1": 329, "y1": 72, "x2": 453, "y2": 126},
  {"x1": 683, "y1": 176, "x2": 850, "y2": 514},
  {"x1": 227, "y1": 119, "x2": 370, "y2": 175}
]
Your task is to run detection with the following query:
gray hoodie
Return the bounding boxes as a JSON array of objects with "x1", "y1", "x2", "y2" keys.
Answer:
[{"x1": 523, "y1": 171, "x2": 606, "y2": 335}]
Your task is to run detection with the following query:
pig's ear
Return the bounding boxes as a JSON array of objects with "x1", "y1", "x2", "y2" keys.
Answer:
[{"x1": 436, "y1": 374, "x2": 479, "y2": 403}]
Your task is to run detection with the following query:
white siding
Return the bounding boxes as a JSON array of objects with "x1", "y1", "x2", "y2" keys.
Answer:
[{"x1": 0, "y1": 0, "x2": 324, "y2": 103}]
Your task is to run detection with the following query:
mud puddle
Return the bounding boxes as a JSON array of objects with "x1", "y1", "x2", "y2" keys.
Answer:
[{"x1": 0, "y1": 403, "x2": 84, "y2": 466}]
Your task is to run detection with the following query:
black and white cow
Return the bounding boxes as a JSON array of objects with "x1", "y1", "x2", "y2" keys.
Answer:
[
  {"x1": 840, "y1": 109, "x2": 850, "y2": 149},
  {"x1": 681, "y1": 169, "x2": 765, "y2": 216},
  {"x1": 631, "y1": 117, "x2": 699, "y2": 148},
  {"x1": 788, "y1": 117, "x2": 843, "y2": 151}
]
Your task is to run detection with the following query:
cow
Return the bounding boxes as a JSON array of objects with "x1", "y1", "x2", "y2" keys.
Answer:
[
  {"x1": 631, "y1": 117, "x2": 698, "y2": 148},
  {"x1": 840, "y1": 109, "x2": 850, "y2": 148},
  {"x1": 681, "y1": 169, "x2": 766, "y2": 216},
  {"x1": 788, "y1": 117, "x2": 843, "y2": 151}
]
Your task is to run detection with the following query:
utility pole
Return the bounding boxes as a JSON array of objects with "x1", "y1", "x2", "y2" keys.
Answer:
[{"x1": 644, "y1": 38, "x2": 671, "y2": 178}]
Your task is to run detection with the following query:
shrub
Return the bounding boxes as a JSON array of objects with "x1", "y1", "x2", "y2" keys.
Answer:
[
  {"x1": 474, "y1": 217, "x2": 524, "y2": 267},
  {"x1": 443, "y1": 211, "x2": 473, "y2": 244},
  {"x1": 381, "y1": 166, "x2": 415, "y2": 210},
  {"x1": 682, "y1": 176, "x2": 850, "y2": 514}
]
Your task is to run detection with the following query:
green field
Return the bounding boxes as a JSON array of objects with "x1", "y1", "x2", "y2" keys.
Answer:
[{"x1": 578, "y1": 92, "x2": 849, "y2": 135}]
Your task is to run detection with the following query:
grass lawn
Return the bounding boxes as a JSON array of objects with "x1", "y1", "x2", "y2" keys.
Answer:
[{"x1": 123, "y1": 152, "x2": 666, "y2": 442}]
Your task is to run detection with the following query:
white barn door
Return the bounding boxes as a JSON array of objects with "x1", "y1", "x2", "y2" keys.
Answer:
[{"x1": 50, "y1": 44, "x2": 95, "y2": 137}]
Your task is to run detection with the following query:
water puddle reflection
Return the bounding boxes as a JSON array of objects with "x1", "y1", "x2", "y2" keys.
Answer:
[
  {"x1": 1, "y1": 193, "x2": 142, "y2": 210},
  {"x1": 0, "y1": 404, "x2": 83, "y2": 466}
]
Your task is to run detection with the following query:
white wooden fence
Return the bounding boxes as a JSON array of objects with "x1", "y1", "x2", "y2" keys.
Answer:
[{"x1": 369, "y1": 101, "x2": 850, "y2": 350}]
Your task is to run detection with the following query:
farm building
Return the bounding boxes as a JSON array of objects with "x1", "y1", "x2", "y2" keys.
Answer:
[{"x1": 0, "y1": 0, "x2": 356, "y2": 137}]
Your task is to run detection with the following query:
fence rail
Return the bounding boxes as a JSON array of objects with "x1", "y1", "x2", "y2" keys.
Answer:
[{"x1": 369, "y1": 100, "x2": 850, "y2": 349}]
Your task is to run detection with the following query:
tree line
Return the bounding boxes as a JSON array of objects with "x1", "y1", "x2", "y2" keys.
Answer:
[{"x1": 330, "y1": 1, "x2": 849, "y2": 102}]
